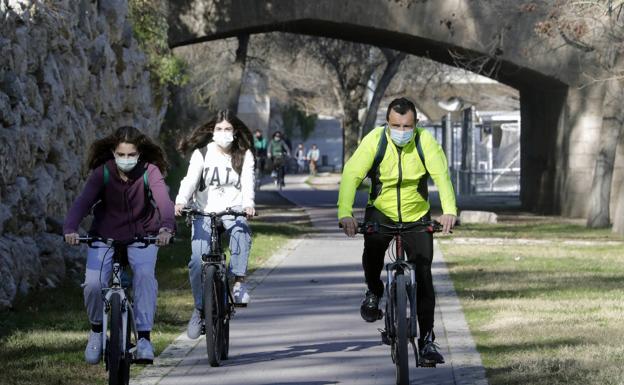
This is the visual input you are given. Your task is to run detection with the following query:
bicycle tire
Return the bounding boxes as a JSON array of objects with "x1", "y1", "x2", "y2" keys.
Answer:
[
  {"x1": 394, "y1": 273, "x2": 409, "y2": 385},
  {"x1": 108, "y1": 293, "x2": 130, "y2": 385},
  {"x1": 220, "y1": 274, "x2": 230, "y2": 361},
  {"x1": 203, "y1": 265, "x2": 222, "y2": 367},
  {"x1": 221, "y1": 319, "x2": 230, "y2": 360}
]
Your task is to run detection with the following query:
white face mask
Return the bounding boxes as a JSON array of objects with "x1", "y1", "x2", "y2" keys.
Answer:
[
  {"x1": 213, "y1": 131, "x2": 234, "y2": 149},
  {"x1": 389, "y1": 128, "x2": 414, "y2": 147},
  {"x1": 114, "y1": 155, "x2": 139, "y2": 172}
]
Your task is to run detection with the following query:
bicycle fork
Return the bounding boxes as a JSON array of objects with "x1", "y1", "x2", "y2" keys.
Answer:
[
  {"x1": 406, "y1": 268, "x2": 420, "y2": 367},
  {"x1": 102, "y1": 263, "x2": 135, "y2": 362}
]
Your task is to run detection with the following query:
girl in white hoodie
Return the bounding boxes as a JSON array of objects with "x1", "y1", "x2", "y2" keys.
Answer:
[{"x1": 175, "y1": 110, "x2": 255, "y2": 339}]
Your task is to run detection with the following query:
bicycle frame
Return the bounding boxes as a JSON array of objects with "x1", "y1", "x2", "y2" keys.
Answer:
[
  {"x1": 101, "y1": 251, "x2": 136, "y2": 362},
  {"x1": 182, "y1": 207, "x2": 248, "y2": 366},
  {"x1": 356, "y1": 219, "x2": 443, "y2": 378},
  {"x1": 78, "y1": 236, "x2": 159, "y2": 366}
]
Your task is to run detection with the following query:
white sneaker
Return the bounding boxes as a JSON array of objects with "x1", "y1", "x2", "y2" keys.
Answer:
[
  {"x1": 135, "y1": 338, "x2": 154, "y2": 363},
  {"x1": 233, "y1": 282, "x2": 250, "y2": 304},
  {"x1": 187, "y1": 309, "x2": 202, "y2": 339},
  {"x1": 84, "y1": 331, "x2": 103, "y2": 364}
]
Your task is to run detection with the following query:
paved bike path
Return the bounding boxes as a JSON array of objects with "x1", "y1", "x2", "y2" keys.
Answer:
[{"x1": 133, "y1": 175, "x2": 488, "y2": 385}]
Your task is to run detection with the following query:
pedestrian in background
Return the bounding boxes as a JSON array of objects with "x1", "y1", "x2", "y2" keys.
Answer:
[
  {"x1": 295, "y1": 143, "x2": 307, "y2": 174},
  {"x1": 307, "y1": 144, "x2": 320, "y2": 175}
]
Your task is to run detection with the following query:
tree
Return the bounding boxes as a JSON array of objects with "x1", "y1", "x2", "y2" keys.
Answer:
[
  {"x1": 299, "y1": 36, "x2": 385, "y2": 162},
  {"x1": 361, "y1": 49, "x2": 407, "y2": 139},
  {"x1": 226, "y1": 34, "x2": 250, "y2": 112},
  {"x1": 534, "y1": 0, "x2": 624, "y2": 232}
]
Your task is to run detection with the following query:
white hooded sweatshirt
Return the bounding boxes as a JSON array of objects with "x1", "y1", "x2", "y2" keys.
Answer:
[{"x1": 175, "y1": 142, "x2": 255, "y2": 212}]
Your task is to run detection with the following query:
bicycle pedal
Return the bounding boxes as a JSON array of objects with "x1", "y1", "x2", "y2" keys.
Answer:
[
  {"x1": 378, "y1": 329, "x2": 391, "y2": 345},
  {"x1": 233, "y1": 303, "x2": 248, "y2": 308},
  {"x1": 420, "y1": 359, "x2": 437, "y2": 368},
  {"x1": 133, "y1": 358, "x2": 153, "y2": 365}
]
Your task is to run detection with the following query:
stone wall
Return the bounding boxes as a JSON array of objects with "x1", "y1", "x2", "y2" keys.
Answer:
[{"x1": 0, "y1": 0, "x2": 167, "y2": 308}]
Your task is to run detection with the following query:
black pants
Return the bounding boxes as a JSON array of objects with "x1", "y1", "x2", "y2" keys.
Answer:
[{"x1": 362, "y1": 207, "x2": 435, "y2": 339}]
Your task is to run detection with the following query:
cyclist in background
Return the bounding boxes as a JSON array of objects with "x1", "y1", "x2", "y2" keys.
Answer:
[
  {"x1": 337, "y1": 98, "x2": 457, "y2": 364},
  {"x1": 267, "y1": 130, "x2": 290, "y2": 187},
  {"x1": 63, "y1": 126, "x2": 175, "y2": 365},
  {"x1": 174, "y1": 109, "x2": 256, "y2": 340},
  {"x1": 253, "y1": 129, "x2": 267, "y2": 186}
]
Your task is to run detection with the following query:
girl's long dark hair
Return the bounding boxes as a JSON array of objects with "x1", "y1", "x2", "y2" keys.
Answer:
[
  {"x1": 177, "y1": 109, "x2": 254, "y2": 174},
  {"x1": 87, "y1": 126, "x2": 169, "y2": 173}
]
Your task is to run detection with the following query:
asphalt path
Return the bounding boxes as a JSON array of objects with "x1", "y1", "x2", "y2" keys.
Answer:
[{"x1": 132, "y1": 174, "x2": 488, "y2": 385}]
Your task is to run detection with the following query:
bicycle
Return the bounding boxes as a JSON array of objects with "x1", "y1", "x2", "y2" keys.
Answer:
[
  {"x1": 76, "y1": 235, "x2": 164, "y2": 385},
  {"x1": 181, "y1": 207, "x2": 249, "y2": 367},
  {"x1": 354, "y1": 219, "x2": 444, "y2": 385},
  {"x1": 270, "y1": 156, "x2": 286, "y2": 190}
]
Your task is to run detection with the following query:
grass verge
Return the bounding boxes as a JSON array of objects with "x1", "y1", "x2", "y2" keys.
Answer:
[
  {"x1": 0, "y1": 213, "x2": 308, "y2": 385},
  {"x1": 440, "y1": 219, "x2": 624, "y2": 385}
]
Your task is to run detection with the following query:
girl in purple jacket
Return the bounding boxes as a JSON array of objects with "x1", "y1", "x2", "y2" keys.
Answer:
[{"x1": 63, "y1": 126, "x2": 175, "y2": 365}]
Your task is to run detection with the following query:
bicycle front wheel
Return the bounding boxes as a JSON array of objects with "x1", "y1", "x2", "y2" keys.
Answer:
[
  {"x1": 394, "y1": 273, "x2": 409, "y2": 385},
  {"x1": 108, "y1": 293, "x2": 130, "y2": 385},
  {"x1": 203, "y1": 265, "x2": 222, "y2": 367}
]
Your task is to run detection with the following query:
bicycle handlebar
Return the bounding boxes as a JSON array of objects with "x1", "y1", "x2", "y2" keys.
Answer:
[
  {"x1": 181, "y1": 207, "x2": 251, "y2": 218},
  {"x1": 339, "y1": 220, "x2": 445, "y2": 235},
  {"x1": 76, "y1": 235, "x2": 162, "y2": 248}
]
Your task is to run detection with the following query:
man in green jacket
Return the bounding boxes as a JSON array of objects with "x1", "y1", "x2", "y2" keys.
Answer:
[{"x1": 338, "y1": 97, "x2": 457, "y2": 364}]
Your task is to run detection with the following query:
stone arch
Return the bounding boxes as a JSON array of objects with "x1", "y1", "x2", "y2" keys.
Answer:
[{"x1": 168, "y1": 0, "x2": 613, "y2": 217}]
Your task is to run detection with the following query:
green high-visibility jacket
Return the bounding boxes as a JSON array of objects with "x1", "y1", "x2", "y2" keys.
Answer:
[{"x1": 337, "y1": 126, "x2": 457, "y2": 222}]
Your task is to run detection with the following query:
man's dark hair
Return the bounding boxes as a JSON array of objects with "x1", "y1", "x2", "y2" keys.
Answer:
[{"x1": 386, "y1": 97, "x2": 417, "y2": 120}]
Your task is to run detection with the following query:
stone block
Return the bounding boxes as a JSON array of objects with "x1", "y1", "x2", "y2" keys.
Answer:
[{"x1": 459, "y1": 210, "x2": 498, "y2": 224}]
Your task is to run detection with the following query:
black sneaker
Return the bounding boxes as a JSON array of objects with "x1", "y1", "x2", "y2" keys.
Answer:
[
  {"x1": 420, "y1": 340, "x2": 445, "y2": 364},
  {"x1": 360, "y1": 290, "x2": 383, "y2": 322}
]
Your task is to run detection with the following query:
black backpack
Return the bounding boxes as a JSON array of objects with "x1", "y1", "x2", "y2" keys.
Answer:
[{"x1": 366, "y1": 127, "x2": 429, "y2": 202}]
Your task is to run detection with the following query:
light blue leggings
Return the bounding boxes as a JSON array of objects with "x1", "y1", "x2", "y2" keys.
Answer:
[
  {"x1": 83, "y1": 243, "x2": 158, "y2": 331},
  {"x1": 189, "y1": 214, "x2": 252, "y2": 309}
]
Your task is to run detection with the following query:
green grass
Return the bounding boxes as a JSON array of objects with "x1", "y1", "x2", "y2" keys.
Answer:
[
  {"x1": 441, "y1": 220, "x2": 624, "y2": 385},
  {"x1": 0, "y1": 217, "x2": 308, "y2": 385},
  {"x1": 455, "y1": 221, "x2": 620, "y2": 240}
]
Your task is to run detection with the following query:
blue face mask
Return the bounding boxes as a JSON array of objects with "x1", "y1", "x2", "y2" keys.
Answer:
[
  {"x1": 114, "y1": 155, "x2": 139, "y2": 172},
  {"x1": 389, "y1": 128, "x2": 414, "y2": 146}
]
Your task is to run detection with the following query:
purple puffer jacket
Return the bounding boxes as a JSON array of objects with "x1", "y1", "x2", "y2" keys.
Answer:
[{"x1": 63, "y1": 159, "x2": 175, "y2": 240}]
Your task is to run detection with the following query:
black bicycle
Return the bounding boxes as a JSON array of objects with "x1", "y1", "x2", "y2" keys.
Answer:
[
  {"x1": 270, "y1": 156, "x2": 286, "y2": 190},
  {"x1": 182, "y1": 207, "x2": 249, "y2": 367},
  {"x1": 356, "y1": 220, "x2": 444, "y2": 385},
  {"x1": 77, "y1": 235, "x2": 164, "y2": 385}
]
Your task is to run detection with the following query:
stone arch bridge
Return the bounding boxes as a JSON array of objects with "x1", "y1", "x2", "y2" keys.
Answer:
[{"x1": 168, "y1": 0, "x2": 623, "y2": 218}]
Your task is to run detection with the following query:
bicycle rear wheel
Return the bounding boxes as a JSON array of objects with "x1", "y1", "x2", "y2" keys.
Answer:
[
  {"x1": 203, "y1": 265, "x2": 222, "y2": 367},
  {"x1": 108, "y1": 293, "x2": 130, "y2": 385},
  {"x1": 394, "y1": 273, "x2": 409, "y2": 385}
]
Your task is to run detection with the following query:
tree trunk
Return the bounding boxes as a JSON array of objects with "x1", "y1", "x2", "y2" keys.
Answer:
[
  {"x1": 343, "y1": 99, "x2": 361, "y2": 163},
  {"x1": 587, "y1": 75, "x2": 623, "y2": 228},
  {"x1": 361, "y1": 50, "x2": 406, "y2": 140},
  {"x1": 587, "y1": 117, "x2": 622, "y2": 227},
  {"x1": 613, "y1": 185, "x2": 624, "y2": 235},
  {"x1": 226, "y1": 33, "x2": 249, "y2": 112}
]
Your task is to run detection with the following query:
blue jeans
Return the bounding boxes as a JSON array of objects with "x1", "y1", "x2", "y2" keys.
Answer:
[{"x1": 189, "y1": 214, "x2": 252, "y2": 309}]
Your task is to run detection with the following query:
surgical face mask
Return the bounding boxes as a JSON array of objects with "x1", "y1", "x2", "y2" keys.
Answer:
[
  {"x1": 213, "y1": 131, "x2": 234, "y2": 148},
  {"x1": 389, "y1": 128, "x2": 414, "y2": 147},
  {"x1": 114, "y1": 155, "x2": 139, "y2": 172}
]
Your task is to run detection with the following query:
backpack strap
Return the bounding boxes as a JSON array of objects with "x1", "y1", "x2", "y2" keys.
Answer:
[
  {"x1": 415, "y1": 129, "x2": 429, "y2": 201},
  {"x1": 143, "y1": 170, "x2": 154, "y2": 205},
  {"x1": 198, "y1": 146, "x2": 208, "y2": 192},
  {"x1": 367, "y1": 128, "x2": 388, "y2": 202},
  {"x1": 104, "y1": 163, "x2": 155, "y2": 205}
]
